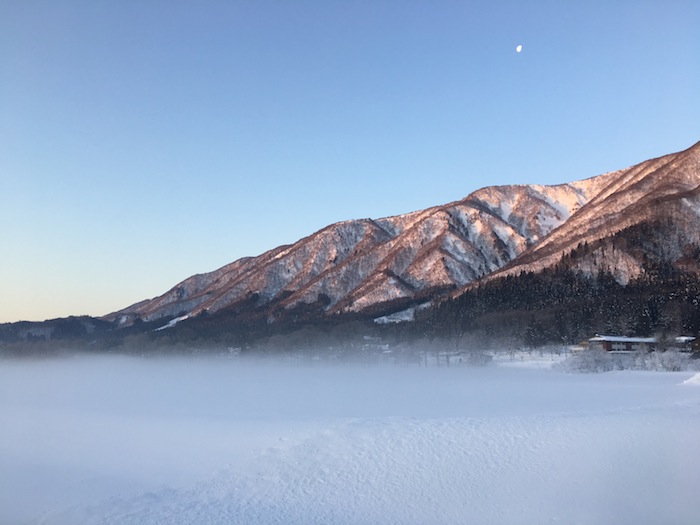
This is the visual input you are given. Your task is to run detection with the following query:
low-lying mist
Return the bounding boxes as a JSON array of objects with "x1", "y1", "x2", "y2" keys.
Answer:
[{"x1": 2, "y1": 353, "x2": 699, "y2": 524}]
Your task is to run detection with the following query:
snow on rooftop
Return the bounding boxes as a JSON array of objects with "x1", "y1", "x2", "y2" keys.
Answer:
[{"x1": 589, "y1": 335, "x2": 657, "y2": 343}]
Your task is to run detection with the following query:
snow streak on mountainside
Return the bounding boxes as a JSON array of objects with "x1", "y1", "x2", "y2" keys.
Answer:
[
  {"x1": 108, "y1": 181, "x2": 603, "y2": 324},
  {"x1": 107, "y1": 141, "x2": 700, "y2": 324}
]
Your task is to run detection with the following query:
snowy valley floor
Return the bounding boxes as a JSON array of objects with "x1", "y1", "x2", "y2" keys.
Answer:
[{"x1": 1, "y1": 354, "x2": 699, "y2": 524}]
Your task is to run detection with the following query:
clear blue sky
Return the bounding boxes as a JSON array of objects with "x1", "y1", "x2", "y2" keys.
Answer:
[{"x1": 2, "y1": 1, "x2": 699, "y2": 323}]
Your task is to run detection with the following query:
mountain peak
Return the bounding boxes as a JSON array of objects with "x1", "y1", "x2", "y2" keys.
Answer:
[{"x1": 478, "y1": 141, "x2": 700, "y2": 284}]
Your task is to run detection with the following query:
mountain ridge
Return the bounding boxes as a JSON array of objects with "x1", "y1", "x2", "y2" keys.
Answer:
[
  {"x1": 106, "y1": 175, "x2": 611, "y2": 325},
  {"x1": 105, "y1": 141, "x2": 700, "y2": 327}
]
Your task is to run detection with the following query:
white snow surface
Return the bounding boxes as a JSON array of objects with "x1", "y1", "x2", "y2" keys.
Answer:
[{"x1": 2, "y1": 355, "x2": 700, "y2": 525}]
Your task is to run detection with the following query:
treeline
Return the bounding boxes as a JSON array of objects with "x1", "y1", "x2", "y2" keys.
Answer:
[{"x1": 414, "y1": 268, "x2": 700, "y2": 347}]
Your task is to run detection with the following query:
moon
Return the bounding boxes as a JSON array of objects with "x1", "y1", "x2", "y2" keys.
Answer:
[{"x1": 516, "y1": 44, "x2": 523, "y2": 53}]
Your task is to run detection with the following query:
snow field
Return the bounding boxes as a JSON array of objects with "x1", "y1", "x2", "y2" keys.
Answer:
[{"x1": 1, "y1": 356, "x2": 699, "y2": 524}]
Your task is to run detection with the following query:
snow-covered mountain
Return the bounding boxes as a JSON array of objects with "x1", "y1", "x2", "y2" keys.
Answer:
[
  {"x1": 478, "y1": 140, "x2": 700, "y2": 286},
  {"x1": 107, "y1": 141, "x2": 700, "y2": 325}
]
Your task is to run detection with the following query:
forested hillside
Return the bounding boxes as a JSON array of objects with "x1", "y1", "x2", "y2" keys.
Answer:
[{"x1": 417, "y1": 219, "x2": 700, "y2": 347}]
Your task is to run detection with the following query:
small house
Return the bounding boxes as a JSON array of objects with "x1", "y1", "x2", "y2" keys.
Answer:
[
  {"x1": 588, "y1": 335, "x2": 657, "y2": 353},
  {"x1": 589, "y1": 335, "x2": 698, "y2": 353},
  {"x1": 671, "y1": 336, "x2": 697, "y2": 352}
]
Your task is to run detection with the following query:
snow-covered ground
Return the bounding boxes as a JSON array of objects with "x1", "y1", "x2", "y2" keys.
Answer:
[{"x1": 1, "y1": 355, "x2": 699, "y2": 524}]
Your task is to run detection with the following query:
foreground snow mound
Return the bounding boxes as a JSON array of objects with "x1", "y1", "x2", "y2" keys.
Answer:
[
  {"x1": 682, "y1": 372, "x2": 700, "y2": 385},
  {"x1": 2, "y1": 357, "x2": 700, "y2": 525}
]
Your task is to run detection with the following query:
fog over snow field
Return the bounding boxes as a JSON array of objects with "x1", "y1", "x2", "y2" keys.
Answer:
[{"x1": 1, "y1": 355, "x2": 700, "y2": 524}]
